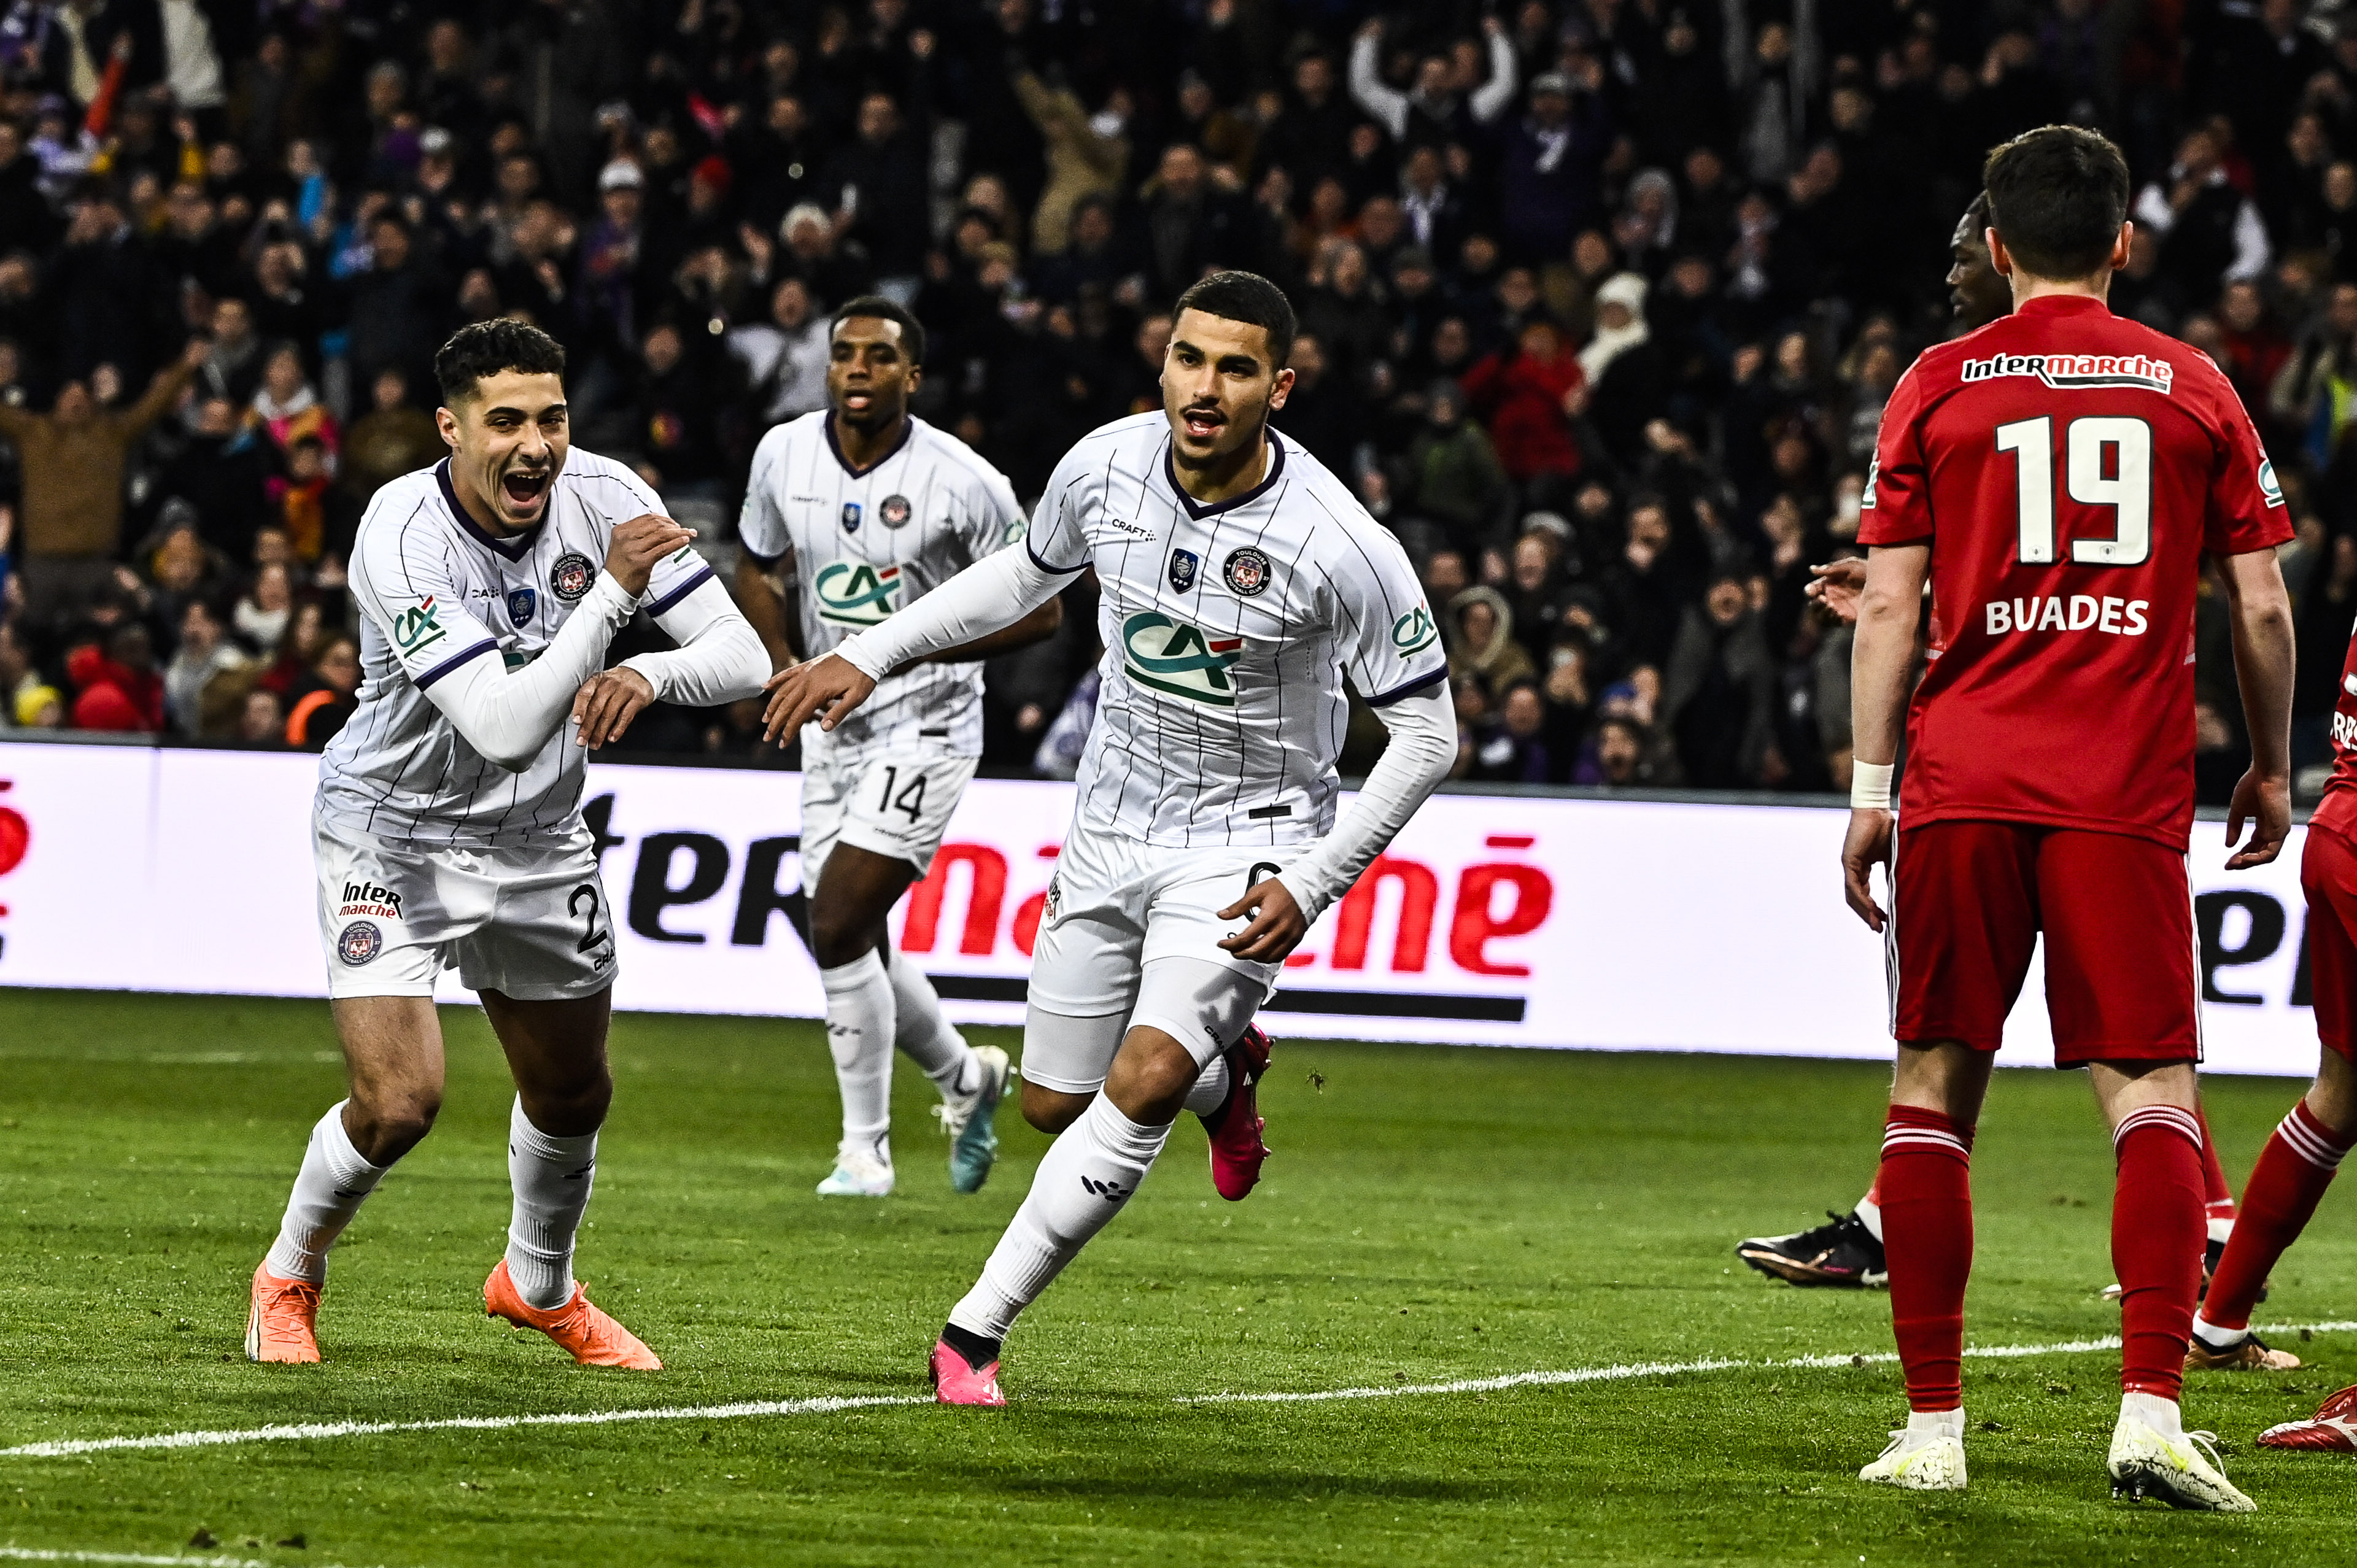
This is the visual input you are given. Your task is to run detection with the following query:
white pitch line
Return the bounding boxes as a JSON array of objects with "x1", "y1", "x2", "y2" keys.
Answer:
[
  {"x1": 10, "y1": 1322, "x2": 2351, "y2": 1459},
  {"x1": 0, "y1": 1551, "x2": 383, "y2": 1568}
]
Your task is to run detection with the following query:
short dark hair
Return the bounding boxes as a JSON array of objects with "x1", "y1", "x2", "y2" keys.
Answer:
[
  {"x1": 1172, "y1": 270, "x2": 1298, "y2": 370},
  {"x1": 435, "y1": 319, "x2": 566, "y2": 404},
  {"x1": 830, "y1": 295, "x2": 926, "y2": 366},
  {"x1": 1981, "y1": 126, "x2": 2129, "y2": 281}
]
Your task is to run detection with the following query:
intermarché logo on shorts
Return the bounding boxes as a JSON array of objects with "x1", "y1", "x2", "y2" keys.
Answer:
[{"x1": 1120, "y1": 611, "x2": 1242, "y2": 706}]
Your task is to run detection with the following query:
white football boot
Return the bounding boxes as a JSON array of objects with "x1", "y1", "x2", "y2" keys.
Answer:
[
  {"x1": 1859, "y1": 1412, "x2": 1967, "y2": 1491},
  {"x1": 2108, "y1": 1405, "x2": 2255, "y2": 1512},
  {"x1": 816, "y1": 1146, "x2": 895, "y2": 1197}
]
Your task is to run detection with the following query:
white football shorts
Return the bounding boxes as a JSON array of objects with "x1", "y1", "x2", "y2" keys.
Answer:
[
  {"x1": 313, "y1": 809, "x2": 618, "y2": 1002},
  {"x1": 1020, "y1": 825, "x2": 1286, "y2": 1092},
  {"x1": 799, "y1": 743, "x2": 980, "y2": 889}
]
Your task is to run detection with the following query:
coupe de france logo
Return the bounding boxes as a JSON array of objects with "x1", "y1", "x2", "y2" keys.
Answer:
[
  {"x1": 1120, "y1": 611, "x2": 1242, "y2": 706},
  {"x1": 506, "y1": 587, "x2": 536, "y2": 627},
  {"x1": 880, "y1": 493, "x2": 912, "y2": 528},
  {"x1": 337, "y1": 921, "x2": 383, "y2": 966},
  {"x1": 815, "y1": 560, "x2": 902, "y2": 627},
  {"x1": 1223, "y1": 546, "x2": 1271, "y2": 597},
  {"x1": 1392, "y1": 604, "x2": 1438, "y2": 655},
  {"x1": 1168, "y1": 548, "x2": 1199, "y2": 592},
  {"x1": 549, "y1": 551, "x2": 595, "y2": 602},
  {"x1": 842, "y1": 501, "x2": 863, "y2": 533}
]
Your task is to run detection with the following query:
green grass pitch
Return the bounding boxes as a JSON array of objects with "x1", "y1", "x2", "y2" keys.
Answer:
[{"x1": 3, "y1": 988, "x2": 2355, "y2": 1566}]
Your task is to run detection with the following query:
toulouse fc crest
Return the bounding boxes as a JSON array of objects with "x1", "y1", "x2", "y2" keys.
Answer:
[
  {"x1": 1168, "y1": 548, "x2": 1199, "y2": 592},
  {"x1": 549, "y1": 551, "x2": 595, "y2": 602},
  {"x1": 1222, "y1": 546, "x2": 1271, "y2": 597},
  {"x1": 337, "y1": 921, "x2": 382, "y2": 966}
]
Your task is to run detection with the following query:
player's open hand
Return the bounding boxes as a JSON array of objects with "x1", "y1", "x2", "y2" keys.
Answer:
[
  {"x1": 572, "y1": 667, "x2": 655, "y2": 749},
  {"x1": 1841, "y1": 807, "x2": 1894, "y2": 931},
  {"x1": 1218, "y1": 877, "x2": 1307, "y2": 963},
  {"x1": 1806, "y1": 558, "x2": 1867, "y2": 625},
  {"x1": 2224, "y1": 768, "x2": 2291, "y2": 870},
  {"x1": 762, "y1": 652, "x2": 877, "y2": 743},
  {"x1": 606, "y1": 514, "x2": 696, "y2": 597}
]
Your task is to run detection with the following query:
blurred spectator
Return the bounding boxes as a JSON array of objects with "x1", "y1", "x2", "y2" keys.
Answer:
[
  {"x1": 339, "y1": 369, "x2": 442, "y2": 506},
  {"x1": 67, "y1": 623, "x2": 164, "y2": 732},
  {"x1": 284, "y1": 631, "x2": 358, "y2": 749},
  {"x1": 163, "y1": 597, "x2": 247, "y2": 736}
]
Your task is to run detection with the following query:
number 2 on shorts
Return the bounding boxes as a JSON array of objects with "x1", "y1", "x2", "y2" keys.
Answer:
[{"x1": 568, "y1": 882, "x2": 614, "y2": 963}]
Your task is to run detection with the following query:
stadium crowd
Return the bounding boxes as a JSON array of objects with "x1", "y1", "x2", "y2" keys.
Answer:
[{"x1": 0, "y1": 0, "x2": 2348, "y2": 794}]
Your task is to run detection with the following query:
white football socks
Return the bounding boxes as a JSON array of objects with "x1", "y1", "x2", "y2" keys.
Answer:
[
  {"x1": 889, "y1": 951, "x2": 981, "y2": 1097},
  {"x1": 1855, "y1": 1193, "x2": 1884, "y2": 1242},
  {"x1": 821, "y1": 950, "x2": 895, "y2": 1164},
  {"x1": 264, "y1": 1101, "x2": 390, "y2": 1284},
  {"x1": 1906, "y1": 1407, "x2": 1964, "y2": 1439},
  {"x1": 1183, "y1": 1054, "x2": 1231, "y2": 1118},
  {"x1": 948, "y1": 1094, "x2": 1174, "y2": 1342},
  {"x1": 2122, "y1": 1390, "x2": 2184, "y2": 1437},
  {"x1": 505, "y1": 1097, "x2": 598, "y2": 1311}
]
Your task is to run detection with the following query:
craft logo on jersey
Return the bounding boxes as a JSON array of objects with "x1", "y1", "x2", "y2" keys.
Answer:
[
  {"x1": 841, "y1": 500, "x2": 862, "y2": 533},
  {"x1": 390, "y1": 596, "x2": 447, "y2": 655},
  {"x1": 1120, "y1": 611, "x2": 1243, "y2": 706},
  {"x1": 1167, "y1": 548, "x2": 1199, "y2": 593},
  {"x1": 1223, "y1": 546, "x2": 1272, "y2": 597},
  {"x1": 1392, "y1": 604, "x2": 1438, "y2": 655},
  {"x1": 336, "y1": 920, "x2": 382, "y2": 966},
  {"x1": 549, "y1": 551, "x2": 595, "y2": 602},
  {"x1": 879, "y1": 493, "x2": 912, "y2": 528},
  {"x1": 1959, "y1": 351, "x2": 2175, "y2": 395},
  {"x1": 814, "y1": 560, "x2": 903, "y2": 627},
  {"x1": 506, "y1": 587, "x2": 536, "y2": 627},
  {"x1": 2261, "y1": 457, "x2": 2285, "y2": 508}
]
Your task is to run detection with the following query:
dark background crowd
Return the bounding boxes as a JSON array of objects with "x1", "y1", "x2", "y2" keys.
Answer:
[{"x1": 0, "y1": 0, "x2": 2350, "y2": 798}]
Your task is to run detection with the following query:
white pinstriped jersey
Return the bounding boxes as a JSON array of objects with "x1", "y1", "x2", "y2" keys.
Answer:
[
  {"x1": 319, "y1": 450, "x2": 713, "y2": 847},
  {"x1": 1028, "y1": 413, "x2": 1446, "y2": 848},
  {"x1": 739, "y1": 412, "x2": 1025, "y2": 758}
]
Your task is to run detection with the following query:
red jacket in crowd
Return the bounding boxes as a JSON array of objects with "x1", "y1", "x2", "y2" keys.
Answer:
[{"x1": 1461, "y1": 328, "x2": 1586, "y2": 483}]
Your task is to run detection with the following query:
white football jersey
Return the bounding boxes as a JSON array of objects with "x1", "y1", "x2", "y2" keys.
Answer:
[
  {"x1": 319, "y1": 450, "x2": 713, "y2": 847},
  {"x1": 1027, "y1": 412, "x2": 1445, "y2": 848},
  {"x1": 739, "y1": 411, "x2": 1025, "y2": 756}
]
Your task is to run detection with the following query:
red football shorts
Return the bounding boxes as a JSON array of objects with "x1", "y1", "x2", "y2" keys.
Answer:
[
  {"x1": 1888, "y1": 820, "x2": 2198, "y2": 1065},
  {"x1": 2302, "y1": 823, "x2": 2357, "y2": 1062}
]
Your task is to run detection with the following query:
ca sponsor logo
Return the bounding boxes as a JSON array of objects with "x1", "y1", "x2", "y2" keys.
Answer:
[
  {"x1": 1001, "y1": 516, "x2": 1029, "y2": 547},
  {"x1": 1392, "y1": 604, "x2": 1438, "y2": 655},
  {"x1": 390, "y1": 596, "x2": 447, "y2": 655},
  {"x1": 1120, "y1": 611, "x2": 1242, "y2": 706},
  {"x1": 815, "y1": 560, "x2": 902, "y2": 627},
  {"x1": 338, "y1": 879, "x2": 404, "y2": 921},
  {"x1": 2261, "y1": 457, "x2": 2285, "y2": 508}
]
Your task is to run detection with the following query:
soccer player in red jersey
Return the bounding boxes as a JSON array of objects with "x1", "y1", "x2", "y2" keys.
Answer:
[{"x1": 1841, "y1": 127, "x2": 2294, "y2": 1509}]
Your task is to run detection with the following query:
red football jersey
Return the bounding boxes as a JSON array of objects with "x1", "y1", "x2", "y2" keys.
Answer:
[
  {"x1": 1858, "y1": 294, "x2": 2290, "y2": 849},
  {"x1": 2311, "y1": 624, "x2": 2357, "y2": 843}
]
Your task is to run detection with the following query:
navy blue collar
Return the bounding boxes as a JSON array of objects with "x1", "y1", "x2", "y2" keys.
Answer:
[
  {"x1": 1163, "y1": 429, "x2": 1286, "y2": 521},
  {"x1": 437, "y1": 458, "x2": 540, "y2": 561},
  {"x1": 824, "y1": 410, "x2": 915, "y2": 477}
]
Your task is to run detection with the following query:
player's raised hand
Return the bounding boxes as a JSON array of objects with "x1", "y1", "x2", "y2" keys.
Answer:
[
  {"x1": 1806, "y1": 558, "x2": 1868, "y2": 625},
  {"x1": 605, "y1": 514, "x2": 696, "y2": 597},
  {"x1": 2223, "y1": 768, "x2": 2291, "y2": 869},
  {"x1": 762, "y1": 651, "x2": 877, "y2": 743},
  {"x1": 1841, "y1": 808, "x2": 1894, "y2": 931},
  {"x1": 571, "y1": 667, "x2": 656, "y2": 749},
  {"x1": 1218, "y1": 878, "x2": 1308, "y2": 963}
]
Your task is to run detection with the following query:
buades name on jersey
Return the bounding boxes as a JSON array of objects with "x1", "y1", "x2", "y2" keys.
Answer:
[
  {"x1": 815, "y1": 561, "x2": 902, "y2": 627},
  {"x1": 2333, "y1": 707, "x2": 2357, "y2": 754},
  {"x1": 1959, "y1": 351, "x2": 2175, "y2": 394},
  {"x1": 1983, "y1": 593, "x2": 2151, "y2": 636},
  {"x1": 1120, "y1": 611, "x2": 1242, "y2": 705}
]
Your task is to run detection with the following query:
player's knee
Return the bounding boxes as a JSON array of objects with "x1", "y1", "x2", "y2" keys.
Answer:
[
  {"x1": 347, "y1": 1089, "x2": 441, "y2": 1164},
  {"x1": 1020, "y1": 1081, "x2": 1091, "y2": 1133},
  {"x1": 1104, "y1": 1031, "x2": 1199, "y2": 1119},
  {"x1": 807, "y1": 908, "x2": 880, "y2": 970}
]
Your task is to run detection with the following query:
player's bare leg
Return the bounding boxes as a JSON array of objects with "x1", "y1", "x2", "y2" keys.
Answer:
[
  {"x1": 250, "y1": 997, "x2": 444, "y2": 1362},
  {"x1": 808, "y1": 843, "x2": 999, "y2": 1195},
  {"x1": 475, "y1": 986, "x2": 660, "y2": 1369}
]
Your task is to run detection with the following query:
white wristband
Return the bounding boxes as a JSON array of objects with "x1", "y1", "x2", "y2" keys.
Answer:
[{"x1": 1851, "y1": 760, "x2": 1895, "y2": 811}]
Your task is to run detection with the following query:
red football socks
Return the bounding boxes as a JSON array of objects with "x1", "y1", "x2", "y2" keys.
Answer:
[
  {"x1": 2112, "y1": 1106, "x2": 2205, "y2": 1400},
  {"x1": 2194, "y1": 1104, "x2": 2237, "y2": 1230},
  {"x1": 2203, "y1": 1099, "x2": 2355, "y2": 1334},
  {"x1": 1879, "y1": 1106, "x2": 1975, "y2": 1412}
]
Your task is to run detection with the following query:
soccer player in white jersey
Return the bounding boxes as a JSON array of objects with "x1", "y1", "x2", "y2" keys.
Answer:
[
  {"x1": 765, "y1": 272, "x2": 1458, "y2": 1404},
  {"x1": 244, "y1": 321, "x2": 770, "y2": 1367},
  {"x1": 734, "y1": 296, "x2": 1061, "y2": 1198}
]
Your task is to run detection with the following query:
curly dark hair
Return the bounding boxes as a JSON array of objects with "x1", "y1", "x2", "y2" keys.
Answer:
[{"x1": 434, "y1": 319, "x2": 567, "y2": 405}]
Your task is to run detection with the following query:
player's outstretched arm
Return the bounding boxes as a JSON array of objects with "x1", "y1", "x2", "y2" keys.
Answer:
[
  {"x1": 1805, "y1": 557, "x2": 1867, "y2": 625},
  {"x1": 573, "y1": 575, "x2": 771, "y2": 749},
  {"x1": 2217, "y1": 546, "x2": 2296, "y2": 870},
  {"x1": 761, "y1": 543, "x2": 1072, "y2": 743},
  {"x1": 1843, "y1": 544, "x2": 1929, "y2": 931},
  {"x1": 416, "y1": 514, "x2": 693, "y2": 770},
  {"x1": 1221, "y1": 681, "x2": 1458, "y2": 964}
]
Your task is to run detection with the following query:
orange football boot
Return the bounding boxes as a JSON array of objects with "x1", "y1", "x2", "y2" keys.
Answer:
[
  {"x1": 483, "y1": 1259, "x2": 662, "y2": 1369},
  {"x1": 246, "y1": 1262, "x2": 322, "y2": 1364}
]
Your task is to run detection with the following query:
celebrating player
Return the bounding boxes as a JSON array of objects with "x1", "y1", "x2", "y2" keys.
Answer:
[
  {"x1": 246, "y1": 321, "x2": 770, "y2": 1367},
  {"x1": 1841, "y1": 129, "x2": 2293, "y2": 1507},
  {"x1": 734, "y1": 297, "x2": 1059, "y2": 1198},
  {"x1": 764, "y1": 271, "x2": 1457, "y2": 1405}
]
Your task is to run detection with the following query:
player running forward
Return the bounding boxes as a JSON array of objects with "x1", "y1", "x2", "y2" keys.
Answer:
[
  {"x1": 246, "y1": 321, "x2": 769, "y2": 1367},
  {"x1": 1841, "y1": 128, "x2": 2294, "y2": 1508},
  {"x1": 733, "y1": 296, "x2": 1060, "y2": 1198},
  {"x1": 764, "y1": 271, "x2": 1457, "y2": 1405},
  {"x1": 1739, "y1": 189, "x2": 2249, "y2": 1293}
]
